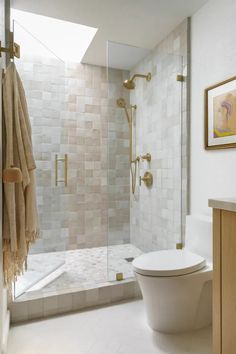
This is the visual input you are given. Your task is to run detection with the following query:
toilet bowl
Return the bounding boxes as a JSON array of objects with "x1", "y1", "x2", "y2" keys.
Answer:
[{"x1": 133, "y1": 215, "x2": 212, "y2": 333}]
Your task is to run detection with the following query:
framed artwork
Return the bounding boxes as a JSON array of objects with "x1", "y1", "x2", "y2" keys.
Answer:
[{"x1": 205, "y1": 76, "x2": 236, "y2": 149}]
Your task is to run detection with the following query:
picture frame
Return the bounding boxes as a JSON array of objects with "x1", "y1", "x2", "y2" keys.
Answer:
[{"x1": 205, "y1": 76, "x2": 236, "y2": 150}]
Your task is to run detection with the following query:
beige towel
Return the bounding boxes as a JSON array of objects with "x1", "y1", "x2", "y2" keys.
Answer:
[{"x1": 2, "y1": 62, "x2": 39, "y2": 287}]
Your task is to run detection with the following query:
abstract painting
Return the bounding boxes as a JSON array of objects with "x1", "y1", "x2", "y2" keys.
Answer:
[{"x1": 205, "y1": 76, "x2": 236, "y2": 149}]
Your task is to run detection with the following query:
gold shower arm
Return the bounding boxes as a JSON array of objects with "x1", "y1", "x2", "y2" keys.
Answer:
[
  {"x1": 131, "y1": 73, "x2": 151, "y2": 82},
  {"x1": 123, "y1": 73, "x2": 151, "y2": 89}
]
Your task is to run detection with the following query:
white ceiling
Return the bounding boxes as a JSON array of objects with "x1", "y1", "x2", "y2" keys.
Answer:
[
  {"x1": 108, "y1": 42, "x2": 150, "y2": 71},
  {"x1": 11, "y1": 0, "x2": 208, "y2": 69}
]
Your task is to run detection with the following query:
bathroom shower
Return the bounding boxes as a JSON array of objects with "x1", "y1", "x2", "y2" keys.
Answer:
[
  {"x1": 13, "y1": 16, "x2": 146, "y2": 298},
  {"x1": 9, "y1": 9, "x2": 187, "y2": 323},
  {"x1": 123, "y1": 72, "x2": 151, "y2": 90}
]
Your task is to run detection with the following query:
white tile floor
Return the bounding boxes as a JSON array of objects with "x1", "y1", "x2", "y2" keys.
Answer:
[{"x1": 7, "y1": 300, "x2": 212, "y2": 354}]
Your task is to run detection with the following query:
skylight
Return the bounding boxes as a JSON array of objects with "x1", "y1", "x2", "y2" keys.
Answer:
[{"x1": 11, "y1": 9, "x2": 98, "y2": 63}]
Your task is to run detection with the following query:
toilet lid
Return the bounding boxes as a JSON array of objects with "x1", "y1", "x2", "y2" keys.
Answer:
[{"x1": 132, "y1": 249, "x2": 206, "y2": 277}]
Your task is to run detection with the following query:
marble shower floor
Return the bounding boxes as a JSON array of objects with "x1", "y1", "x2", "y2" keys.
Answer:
[{"x1": 15, "y1": 244, "x2": 142, "y2": 299}]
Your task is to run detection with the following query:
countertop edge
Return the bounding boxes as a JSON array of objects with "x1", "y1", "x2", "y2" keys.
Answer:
[{"x1": 208, "y1": 198, "x2": 236, "y2": 212}]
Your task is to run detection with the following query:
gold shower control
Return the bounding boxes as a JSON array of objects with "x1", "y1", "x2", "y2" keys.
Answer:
[
  {"x1": 140, "y1": 153, "x2": 151, "y2": 162},
  {"x1": 139, "y1": 172, "x2": 153, "y2": 187}
]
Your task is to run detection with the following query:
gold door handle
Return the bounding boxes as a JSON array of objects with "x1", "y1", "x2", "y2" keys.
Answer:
[
  {"x1": 139, "y1": 171, "x2": 153, "y2": 187},
  {"x1": 55, "y1": 154, "x2": 68, "y2": 186}
]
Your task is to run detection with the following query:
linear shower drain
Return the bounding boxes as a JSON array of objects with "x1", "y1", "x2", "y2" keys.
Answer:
[{"x1": 124, "y1": 257, "x2": 134, "y2": 263}]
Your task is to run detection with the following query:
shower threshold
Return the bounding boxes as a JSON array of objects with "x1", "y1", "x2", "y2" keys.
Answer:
[
  {"x1": 14, "y1": 244, "x2": 141, "y2": 296},
  {"x1": 10, "y1": 244, "x2": 142, "y2": 323}
]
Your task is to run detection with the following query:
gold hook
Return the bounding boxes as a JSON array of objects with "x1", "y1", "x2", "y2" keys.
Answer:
[{"x1": 0, "y1": 31, "x2": 20, "y2": 59}]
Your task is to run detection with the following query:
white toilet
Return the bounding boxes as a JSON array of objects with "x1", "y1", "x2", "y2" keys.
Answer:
[{"x1": 133, "y1": 215, "x2": 212, "y2": 333}]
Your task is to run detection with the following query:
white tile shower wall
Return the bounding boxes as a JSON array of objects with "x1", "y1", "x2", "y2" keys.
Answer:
[
  {"x1": 130, "y1": 19, "x2": 189, "y2": 251},
  {"x1": 16, "y1": 57, "x2": 130, "y2": 252}
]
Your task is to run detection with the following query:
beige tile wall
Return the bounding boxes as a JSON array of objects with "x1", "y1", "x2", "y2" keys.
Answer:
[
  {"x1": 15, "y1": 18, "x2": 189, "y2": 256},
  {"x1": 16, "y1": 57, "x2": 130, "y2": 252}
]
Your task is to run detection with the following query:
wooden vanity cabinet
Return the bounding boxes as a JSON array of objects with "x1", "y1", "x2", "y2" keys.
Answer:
[{"x1": 212, "y1": 208, "x2": 236, "y2": 354}]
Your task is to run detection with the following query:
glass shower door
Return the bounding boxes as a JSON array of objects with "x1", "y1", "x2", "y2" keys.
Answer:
[
  {"x1": 12, "y1": 19, "x2": 67, "y2": 298},
  {"x1": 107, "y1": 43, "x2": 184, "y2": 281}
]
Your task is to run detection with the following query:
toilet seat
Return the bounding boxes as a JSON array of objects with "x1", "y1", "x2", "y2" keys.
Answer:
[{"x1": 132, "y1": 249, "x2": 206, "y2": 277}]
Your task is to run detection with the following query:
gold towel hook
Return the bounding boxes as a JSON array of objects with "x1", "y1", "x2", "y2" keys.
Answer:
[{"x1": 0, "y1": 31, "x2": 20, "y2": 59}]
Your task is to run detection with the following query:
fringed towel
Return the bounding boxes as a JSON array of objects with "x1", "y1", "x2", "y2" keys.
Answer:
[{"x1": 2, "y1": 62, "x2": 39, "y2": 287}]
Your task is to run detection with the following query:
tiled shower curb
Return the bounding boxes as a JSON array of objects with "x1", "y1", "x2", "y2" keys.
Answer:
[{"x1": 9, "y1": 278, "x2": 141, "y2": 323}]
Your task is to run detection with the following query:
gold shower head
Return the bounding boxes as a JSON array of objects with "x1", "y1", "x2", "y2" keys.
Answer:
[
  {"x1": 123, "y1": 79, "x2": 135, "y2": 90},
  {"x1": 123, "y1": 72, "x2": 151, "y2": 90}
]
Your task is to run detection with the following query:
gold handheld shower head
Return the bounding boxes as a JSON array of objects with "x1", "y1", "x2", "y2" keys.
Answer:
[
  {"x1": 123, "y1": 72, "x2": 151, "y2": 90},
  {"x1": 116, "y1": 98, "x2": 136, "y2": 110},
  {"x1": 116, "y1": 97, "x2": 126, "y2": 108},
  {"x1": 116, "y1": 98, "x2": 136, "y2": 124},
  {"x1": 116, "y1": 97, "x2": 130, "y2": 123}
]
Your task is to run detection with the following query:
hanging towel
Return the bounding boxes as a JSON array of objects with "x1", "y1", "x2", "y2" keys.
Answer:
[{"x1": 2, "y1": 62, "x2": 39, "y2": 287}]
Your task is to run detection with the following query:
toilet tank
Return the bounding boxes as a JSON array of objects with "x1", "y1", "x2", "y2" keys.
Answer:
[{"x1": 185, "y1": 215, "x2": 212, "y2": 263}]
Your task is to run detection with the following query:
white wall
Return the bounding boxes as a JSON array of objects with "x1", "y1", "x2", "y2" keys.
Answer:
[{"x1": 191, "y1": 0, "x2": 236, "y2": 215}]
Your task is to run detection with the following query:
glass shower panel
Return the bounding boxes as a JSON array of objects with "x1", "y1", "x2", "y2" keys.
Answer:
[
  {"x1": 106, "y1": 41, "x2": 144, "y2": 282},
  {"x1": 107, "y1": 42, "x2": 184, "y2": 281},
  {"x1": 13, "y1": 20, "x2": 67, "y2": 298}
]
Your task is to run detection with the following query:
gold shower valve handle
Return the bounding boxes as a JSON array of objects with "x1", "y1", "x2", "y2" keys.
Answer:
[
  {"x1": 139, "y1": 172, "x2": 153, "y2": 187},
  {"x1": 140, "y1": 153, "x2": 151, "y2": 162}
]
